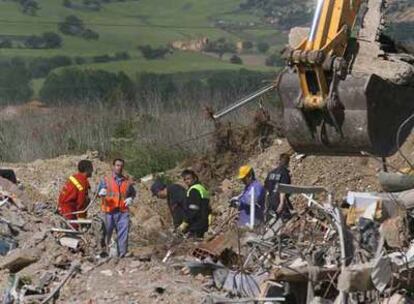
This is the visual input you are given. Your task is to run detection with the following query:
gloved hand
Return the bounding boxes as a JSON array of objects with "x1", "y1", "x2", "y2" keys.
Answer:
[
  {"x1": 177, "y1": 221, "x2": 189, "y2": 234},
  {"x1": 124, "y1": 197, "x2": 133, "y2": 207},
  {"x1": 98, "y1": 188, "x2": 107, "y2": 197},
  {"x1": 208, "y1": 214, "x2": 213, "y2": 226},
  {"x1": 229, "y1": 196, "x2": 240, "y2": 208}
]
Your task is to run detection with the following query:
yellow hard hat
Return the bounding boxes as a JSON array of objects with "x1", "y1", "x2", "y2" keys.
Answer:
[{"x1": 237, "y1": 165, "x2": 252, "y2": 179}]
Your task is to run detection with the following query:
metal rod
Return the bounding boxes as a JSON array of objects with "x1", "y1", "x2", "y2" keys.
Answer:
[
  {"x1": 68, "y1": 219, "x2": 93, "y2": 224},
  {"x1": 212, "y1": 84, "x2": 275, "y2": 120},
  {"x1": 50, "y1": 228, "x2": 83, "y2": 234},
  {"x1": 0, "y1": 197, "x2": 9, "y2": 208},
  {"x1": 41, "y1": 262, "x2": 80, "y2": 304}
]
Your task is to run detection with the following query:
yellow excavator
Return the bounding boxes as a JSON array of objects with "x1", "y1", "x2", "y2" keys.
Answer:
[{"x1": 213, "y1": 0, "x2": 414, "y2": 157}]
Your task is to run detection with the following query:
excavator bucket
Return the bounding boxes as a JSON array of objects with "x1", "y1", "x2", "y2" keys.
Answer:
[{"x1": 279, "y1": 69, "x2": 414, "y2": 157}]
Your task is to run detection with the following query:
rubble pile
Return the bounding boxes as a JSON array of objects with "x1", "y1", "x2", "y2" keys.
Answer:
[
  {"x1": 2, "y1": 129, "x2": 414, "y2": 303},
  {"x1": 0, "y1": 152, "x2": 177, "y2": 303}
]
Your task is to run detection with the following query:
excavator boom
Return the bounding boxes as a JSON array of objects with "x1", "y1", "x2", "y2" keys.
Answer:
[
  {"x1": 290, "y1": 0, "x2": 361, "y2": 110},
  {"x1": 210, "y1": 0, "x2": 414, "y2": 157},
  {"x1": 280, "y1": 0, "x2": 414, "y2": 156}
]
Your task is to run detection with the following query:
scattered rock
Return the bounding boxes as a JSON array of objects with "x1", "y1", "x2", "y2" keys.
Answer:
[
  {"x1": 0, "y1": 248, "x2": 40, "y2": 273},
  {"x1": 100, "y1": 269, "x2": 113, "y2": 277}
]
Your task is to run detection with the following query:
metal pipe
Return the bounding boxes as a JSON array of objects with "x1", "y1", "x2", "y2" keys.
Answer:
[
  {"x1": 41, "y1": 262, "x2": 80, "y2": 304},
  {"x1": 50, "y1": 228, "x2": 83, "y2": 234},
  {"x1": 0, "y1": 197, "x2": 9, "y2": 208},
  {"x1": 212, "y1": 84, "x2": 275, "y2": 120},
  {"x1": 68, "y1": 219, "x2": 93, "y2": 224},
  {"x1": 308, "y1": 0, "x2": 325, "y2": 43}
]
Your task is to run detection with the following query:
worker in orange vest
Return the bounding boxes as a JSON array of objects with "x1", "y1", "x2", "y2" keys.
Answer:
[
  {"x1": 98, "y1": 158, "x2": 136, "y2": 257},
  {"x1": 58, "y1": 160, "x2": 93, "y2": 228}
]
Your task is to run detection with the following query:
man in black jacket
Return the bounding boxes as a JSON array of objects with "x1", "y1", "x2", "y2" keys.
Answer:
[
  {"x1": 151, "y1": 179, "x2": 187, "y2": 229},
  {"x1": 179, "y1": 169, "x2": 211, "y2": 238},
  {"x1": 264, "y1": 153, "x2": 293, "y2": 221}
]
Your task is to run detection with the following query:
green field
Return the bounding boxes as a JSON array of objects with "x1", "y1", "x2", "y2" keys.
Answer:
[{"x1": 0, "y1": 0, "x2": 283, "y2": 77}]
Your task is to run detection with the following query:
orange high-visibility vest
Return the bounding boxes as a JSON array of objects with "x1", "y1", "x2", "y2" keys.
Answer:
[{"x1": 101, "y1": 175, "x2": 131, "y2": 213}]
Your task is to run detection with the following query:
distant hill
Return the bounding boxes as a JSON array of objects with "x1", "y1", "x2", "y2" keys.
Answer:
[
  {"x1": 0, "y1": 0, "x2": 291, "y2": 74},
  {"x1": 0, "y1": 0, "x2": 411, "y2": 101}
]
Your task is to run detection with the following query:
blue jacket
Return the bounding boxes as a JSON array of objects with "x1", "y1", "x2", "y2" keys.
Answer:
[{"x1": 238, "y1": 180, "x2": 265, "y2": 227}]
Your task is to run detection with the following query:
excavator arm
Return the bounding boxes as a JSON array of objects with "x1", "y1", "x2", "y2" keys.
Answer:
[
  {"x1": 211, "y1": 0, "x2": 414, "y2": 157},
  {"x1": 279, "y1": 0, "x2": 414, "y2": 156},
  {"x1": 288, "y1": 0, "x2": 362, "y2": 110}
]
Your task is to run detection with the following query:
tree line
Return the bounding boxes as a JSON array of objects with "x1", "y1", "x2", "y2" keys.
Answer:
[{"x1": 0, "y1": 58, "x2": 274, "y2": 104}]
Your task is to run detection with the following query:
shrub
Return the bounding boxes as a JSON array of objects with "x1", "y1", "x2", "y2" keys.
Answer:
[
  {"x1": 81, "y1": 29, "x2": 99, "y2": 40},
  {"x1": 0, "y1": 59, "x2": 32, "y2": 104},
  {"x1": 138, "y1": 45, "x2": 170, "y2": 60},
  {"x1": 21, "y1": 0, "x2": 40, "y2": 15},
  {"x1": 62, "y1": 0, "x2": 72, "y2": 8},
  {"x1": 24, "y1": 32, "x2": 62, "y2": 49},
  {"x1": 265, "y1": 53, "x2": 284, "y2": 67},
  {"x1": 42, "y1": 32, "x2": 63, "y2": 48},
  {"x1": 257, "y1": 41, "x2": 270, "y2": 53},
  {"x1": 29, "y1": 56, "x2": 72, "y2": 78},
  {"x1": 203, "y1": 38, "x2": 236, "y2": 58},
  {"x1": 93, "y1": 54, "x2": 111, "y2": 63},
  {"x1": 83, "y1": 0, "x2": 101, "y2": 10},
  {"x1": 136, "y1": 72, "x2": 177, "y2": 101},
  {"x1": 242, "y1": 40, "x2": 253, "y2": 50},
  {"x1": 40, "y1": 69, "x2": 135, "y2": 103},
  {"x1": 114, "y1": 51, "x2": 130, "y2": 61},
  {"x1": 74, "y1": 56, "x2": 87, "y2": 65},
  {"x1": 58, "y1": 15, "x2": 99, "y2": 40},
  {"x1": 230, "y1": 54, "x2": 243, "y2": 64},
  {"x1": 0, "y1": 39, "x2": 12, "y2": 49},
  {"x1": 24, "y1": 35, "x2": 44, "y2": 49},
  {"x1": 49, "y1": 55, "x2": 72, "y2": 67},
  {"x1": 59, "y1": 15, "x2": 84, "y2": 36}
]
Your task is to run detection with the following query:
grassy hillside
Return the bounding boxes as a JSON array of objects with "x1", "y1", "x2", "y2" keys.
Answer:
[
  {"x1": 0, "y1": 0, "x2": 283, "y2": 71},
  {"x1": 0, "y1": 0, "x2": 294, "y2": 99}
]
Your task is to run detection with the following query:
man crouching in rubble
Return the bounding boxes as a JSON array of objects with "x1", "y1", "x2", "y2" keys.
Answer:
[
  {"x1": 98, "y1": 158, "x2": 136, "y2": 258},
  {"x1": 151, "y1": 179, "x2": 187, "y2": 230},
  {"x1": 231, "y1": 165, "x2": 265, "y2": 229},
  {"x1": 179, "y1": 169, "x2": 211, "y2": 238},
  {"x1": 58, "y1": 160, "x2": 93, "y2": 229}
]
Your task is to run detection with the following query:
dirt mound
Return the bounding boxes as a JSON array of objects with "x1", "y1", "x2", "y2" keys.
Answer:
[{"x1": 2, "y1": 151, "x2": 110, "y2": 202}]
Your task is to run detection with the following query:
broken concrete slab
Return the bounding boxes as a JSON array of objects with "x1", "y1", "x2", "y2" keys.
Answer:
[
  {"x1": 191, "y1": 230, "x2": 239, "y2": 265},
  {"x1": 380, "y1": 216, "x2": 410, "y2": 249},
  {"x1": 59, "y1": 237, "x2": 80, "y2": 250},
  {"x1": 337, "y1": 262, "x2": 373, "y2": 292},
  {"x1": 0, "y1": 249, "x2": 40, "y2": 273},
  {"x1": 371, "y1": 255, "x2": 392, "y2": 292},
  {"x1": 337, "y1": 255, "x2": 392, "y2": 293}
]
